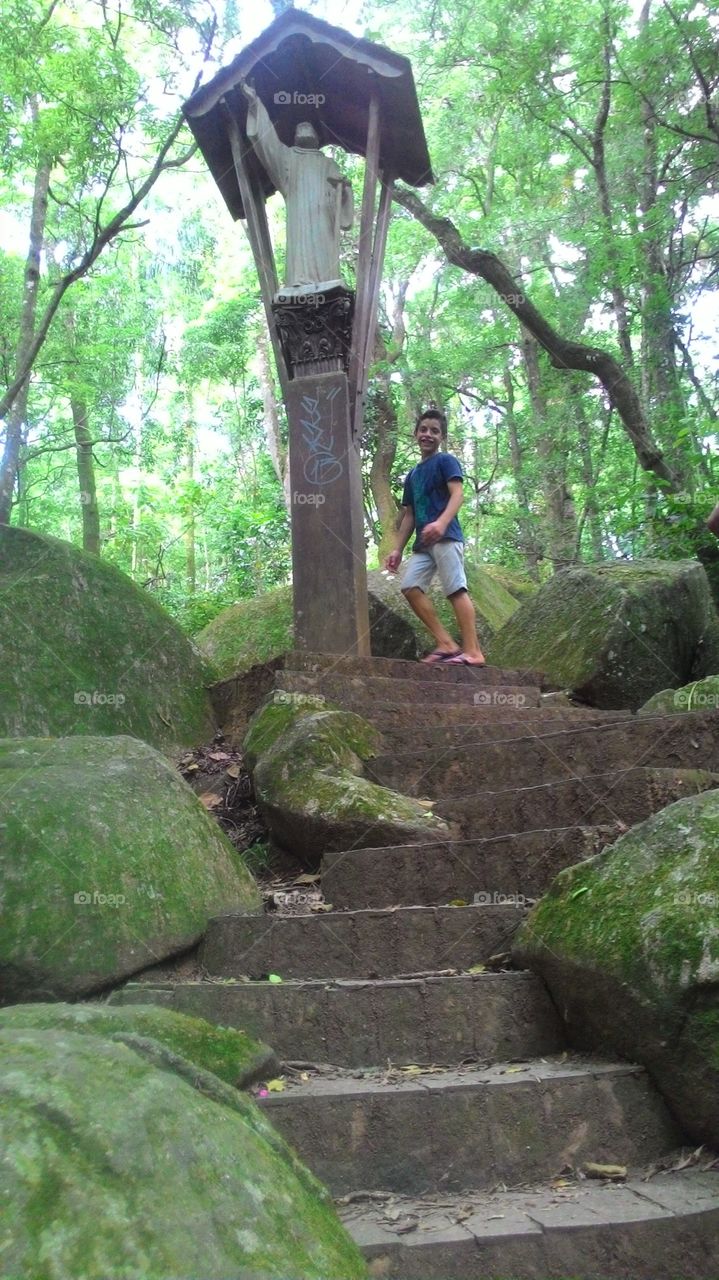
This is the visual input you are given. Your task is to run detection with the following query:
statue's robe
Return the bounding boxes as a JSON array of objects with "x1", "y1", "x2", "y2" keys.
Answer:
[{"x1": 246, "y1": 96, "x2": 353, "y2": 292}]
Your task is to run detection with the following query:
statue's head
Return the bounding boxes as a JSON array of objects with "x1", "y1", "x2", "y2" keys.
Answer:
[{"x1": 294, "y1": 122, "x2": 320, "y2": 149}]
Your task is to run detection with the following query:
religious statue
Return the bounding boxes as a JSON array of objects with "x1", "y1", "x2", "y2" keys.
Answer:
[{"x1": 241, "y1": 82, "x2": 354, "y2": 299}]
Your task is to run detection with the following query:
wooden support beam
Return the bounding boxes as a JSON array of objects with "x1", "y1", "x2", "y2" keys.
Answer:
[
  {"x1": 348, "y1": 86, "x2": 381, "y2": 436},
  {"x1": 353, "y1": 173, "x2": 395, "y2": 441},
  {"x1": 222, "y1": 102, "x2": 290, "y2": 399}
]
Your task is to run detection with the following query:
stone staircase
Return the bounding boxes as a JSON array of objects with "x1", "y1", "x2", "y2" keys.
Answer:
[{"x1": 111, "y1": 652, "x2": 719, "y2": 1278}]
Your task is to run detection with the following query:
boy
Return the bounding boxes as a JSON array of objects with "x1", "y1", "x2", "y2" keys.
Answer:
[{"x1": 384, "y1": 408, "x2": 486, "y2": 665}]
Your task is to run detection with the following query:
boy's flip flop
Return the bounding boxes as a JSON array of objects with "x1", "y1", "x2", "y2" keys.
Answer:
[
  {"x1": 444, "y1": 652, "x2": 486, "y2": 667},
  {"x1": 421, "y1": 648, "x2": 462, "y2": 664}
]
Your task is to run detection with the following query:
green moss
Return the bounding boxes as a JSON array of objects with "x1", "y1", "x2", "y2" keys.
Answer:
[
  {"x1": 0, "y1": 526, "x2": 216, "y2": 753},
  {"x1": 0, "y1": 1003, "x2": 274, "y2": 1089},
  {"x1": 489, "y1": 558, "x2": 715, "y2": 708},
  {"x1": 0, "y1": 736, "x2": 261, "y2": 1001},
  {"x1": 639, "y1": 675, "x2": 719, "y2": 716},
  {"x1": 519, "y1": 787, "x2": 719, "y2": 1006},
  {"x1": 245, "y1": 695, "x2": 449, "y2": 858},
  {"x1": 195, "y1": 586, "x2": 294, "y2": 680},
  {"x1": 0, "y1": 1028, "x2": 368, "y2": 1279}
]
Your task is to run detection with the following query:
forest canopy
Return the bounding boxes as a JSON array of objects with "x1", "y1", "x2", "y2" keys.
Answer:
[{"x1": 1, "y1": 0, "x2": 717, "y2": 632}]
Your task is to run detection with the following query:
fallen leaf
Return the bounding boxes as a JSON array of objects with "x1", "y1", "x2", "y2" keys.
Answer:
[
  {"x1": 583, "y1": 1163, "x2": 627, "y2": 1180},
  {"x1": 268, "y1": 973, "x2": 283, "y2": 984},
  {"x1": 208, "y1": 751, "x2": 231, "y2": 761},
  {"x1": 416, "y1": 799, "x2": 435, "y2": 808},
  {"x1": 310, "y1": 902, "x2": 333, "y2": 912},
  {"x1": 468, "y1": 964, "x2": 486, "y2": 974},
  {"x1": 570, "y1": 886, "x2": 590, "y2": 900},
  {"x1": 294, "y1": 873, "x2": 321, "y2": 885},
  {"x1": 266, "y1": 1078, "x2": 286, "y2": 1093},
  {"x1": 226, "y1": 764, "x2": 241, "y2": 779},
  {"x1": 199, "y1": 792, "x2": 221, "y2": 809},
  {"x1": 448, "y1": 898, "x2": 468, "y2": 907},
  {"x1": 400, "y1": 1065, "x2": 422, "y2": 1075}
]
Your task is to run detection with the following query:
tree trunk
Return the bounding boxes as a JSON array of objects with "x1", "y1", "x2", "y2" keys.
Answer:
[
  {"x1": 184, "y1": 416, "x2": 196, "y2": 593},
  {"x1": 257, "y1": 324, "x2": 290, "y2": 510},
  {"x1": 369, "y1": 378, "x2": 401, "y2": 561},
  {"x1": 503, "y1": 366, "x2": 542, "y2": 579},
  {"x1": 0, "y1": 142, "x2": 51, "y2": 524},
  {"x1": 71, "y1": 391, "x2": 101, "y2": 554},
  {"x1": 522, "y1": 336, "x2": 577, "y2": 571}
]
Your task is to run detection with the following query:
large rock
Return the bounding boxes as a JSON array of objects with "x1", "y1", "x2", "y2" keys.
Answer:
[
  {"x1": 0, "y1": 735, "x2": 260, "y2": 1002},
  {"x1": 196, "y1": 561, "x2": 520, "y2": 678},
  {"x1": 0, "y1": 525, "x2": 216, "y2": 752},
  {"x1": 0, "y1": 1002, "x2": 277, "y2": 1088},
  {"x1": 639, "y1": 675, "x2": 719, "y2": 717},
  {"x1": 514, "y1": 788, "x2": 719, "y2": 1147},
  {"x1": 0, "y1": 1026, "x2": 367, "y2": 1280},
  {"x1": 245, "y1": 692, "x2": 449, "y2": 861},
  {"x1": 488, "y1": 558, "x2": 717, "y2": 709}
]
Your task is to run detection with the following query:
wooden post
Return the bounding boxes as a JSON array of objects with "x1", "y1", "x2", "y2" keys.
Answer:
[
  {"x1": 347, "y1": 86, "x2": 381, "y2": 436},
  {"x1": 285, "y1": 370, "x2": 371, "y2": 655}
]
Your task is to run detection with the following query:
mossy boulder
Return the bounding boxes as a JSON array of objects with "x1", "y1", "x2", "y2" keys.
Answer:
[
  {"x1": 245, "y1": 691, "x2": 449, "y2": 861},
  {"x1": 196, "y1": 585, "x2": 295, "y2": 680},
  {"x1": 0, "y1": 735, "x2": 261, "y2": 1002},
  {"x1": 514, "y1": 788, "x2": 719, "y2": 1146},
  {"x1": 639, "y1": 675, "x2": 719, "y2": 717},
  {"x1": 0, "y1": 1002, "x2": 277, "y2": 1089},
  {"x1": 488, "y1": 558, "x2": 717, "y2": 709},
  {"x1": 0, "y1": 1026, "x2": 367, "y2": 1280},
  {"x1": 0, "y1": 525, "x2": 216, "y2": 752}
]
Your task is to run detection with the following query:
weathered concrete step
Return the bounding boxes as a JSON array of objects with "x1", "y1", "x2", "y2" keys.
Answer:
[
  {"x1": 377, "y1": 711, "x2": 634, "y2": 751},
  {"x1": 340, "y1": 700, "x2": 632, "y2": 732},
  {"x1": 341, "y1": 1171, "x2": 719, "y2": 1279},
  {"x1": 282, "y1": 650, "x2": 545, "y2": 688},
  {"x1": 321, "y1": 827, "x2": 619, "y2": 909},
  {"x1": 108, "y1": 971, "x2": 564, "y2": 1069},
  {"x1": 259, "y1": 1058, "x2": 681, "y2": 1194},
  {"x1": 369, "y1": 711, "x2": 719, "y2": 796},
  {"x1": 201, "y1": 904, "x2": 522, "y2": 980},
  {"x1": 276, "y1": 670, "x2": 541, "y2": 708},
  {"x1": 435, "y1": 768, "x2": 719, "y2": 840}
]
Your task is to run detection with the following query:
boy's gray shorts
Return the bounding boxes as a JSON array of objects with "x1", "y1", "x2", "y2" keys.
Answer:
[{"x1": 401, "y1": 539, "x2": 467, "y2": 597}]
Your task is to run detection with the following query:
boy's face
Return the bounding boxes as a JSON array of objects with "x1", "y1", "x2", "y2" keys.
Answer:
[{"x1": 415, "y1": 417, "x2": 443, "y2": 458}]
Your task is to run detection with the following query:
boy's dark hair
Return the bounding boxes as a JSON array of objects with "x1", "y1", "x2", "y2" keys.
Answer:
[{"x1": 414, "y1": 407, "x2": 448, "y2": 437}]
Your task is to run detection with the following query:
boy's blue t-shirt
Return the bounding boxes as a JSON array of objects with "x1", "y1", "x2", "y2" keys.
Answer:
[{"x1": 402, "y1": 451, "x2": 464, "y2": 551}]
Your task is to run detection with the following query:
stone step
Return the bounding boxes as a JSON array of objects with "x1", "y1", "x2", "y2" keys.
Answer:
[
  {"x1": 107, "y1": 971, "x2": 564, "y2": 1069},
  {"x1": 377, "y1": 711, "x2": 635, "y2": 751},
  {"x1": 320, "y1": 827, "x2": 619, "y2": 910},
  {"x1": 332, "y1": 700, "x2": 632, "y2": 732},
  {"x1": 340, "y1": 1171, "x2": 719, "y2": 1279},
  {"x1": 257, "y1": 1058, "x2": 681, "y2": 1195},
  {"x1": 434, "y1": 767, "x2": 719, "y2": 840},
  {"x1": 201, "y1": 904, "x2": 522, "y2": 980},
  {"x1": 368, "y1": 711, "x2": 719, "y2": 796},
  {"x1": 276, "y1": 670, "x2": 541, "y2": 708},
  {"x1": 282, "y1": 650, "x2": 545, "y2": 688}
]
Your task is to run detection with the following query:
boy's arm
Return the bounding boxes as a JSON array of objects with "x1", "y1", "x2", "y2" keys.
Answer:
[
  {"x1": 384, "y1": 506, "x2": 415, "y2": 571},
  {"x1": 421, "y1": 478, "x2": 463, "y2": 546}
]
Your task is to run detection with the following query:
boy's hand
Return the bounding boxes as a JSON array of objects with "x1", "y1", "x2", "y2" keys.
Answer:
[
  {"x1": 384, "y1": 550, "x2": 402, "y2": 573},
  {"x1": 421, "y1": 521, "x2": 446, "y2": 546}
]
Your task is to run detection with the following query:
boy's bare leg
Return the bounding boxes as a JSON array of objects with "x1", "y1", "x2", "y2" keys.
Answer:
[
  {"x1": 402, "y1": 587, "x2": 458, "y2": 651},
  {"x1": 449, "y1": 589, "x2": 486, "y2": 662}
]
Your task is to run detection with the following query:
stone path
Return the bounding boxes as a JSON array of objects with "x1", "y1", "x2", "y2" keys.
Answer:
[{"x1": 113, "y1": 652, "x2": 719, "y2": 1278}]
